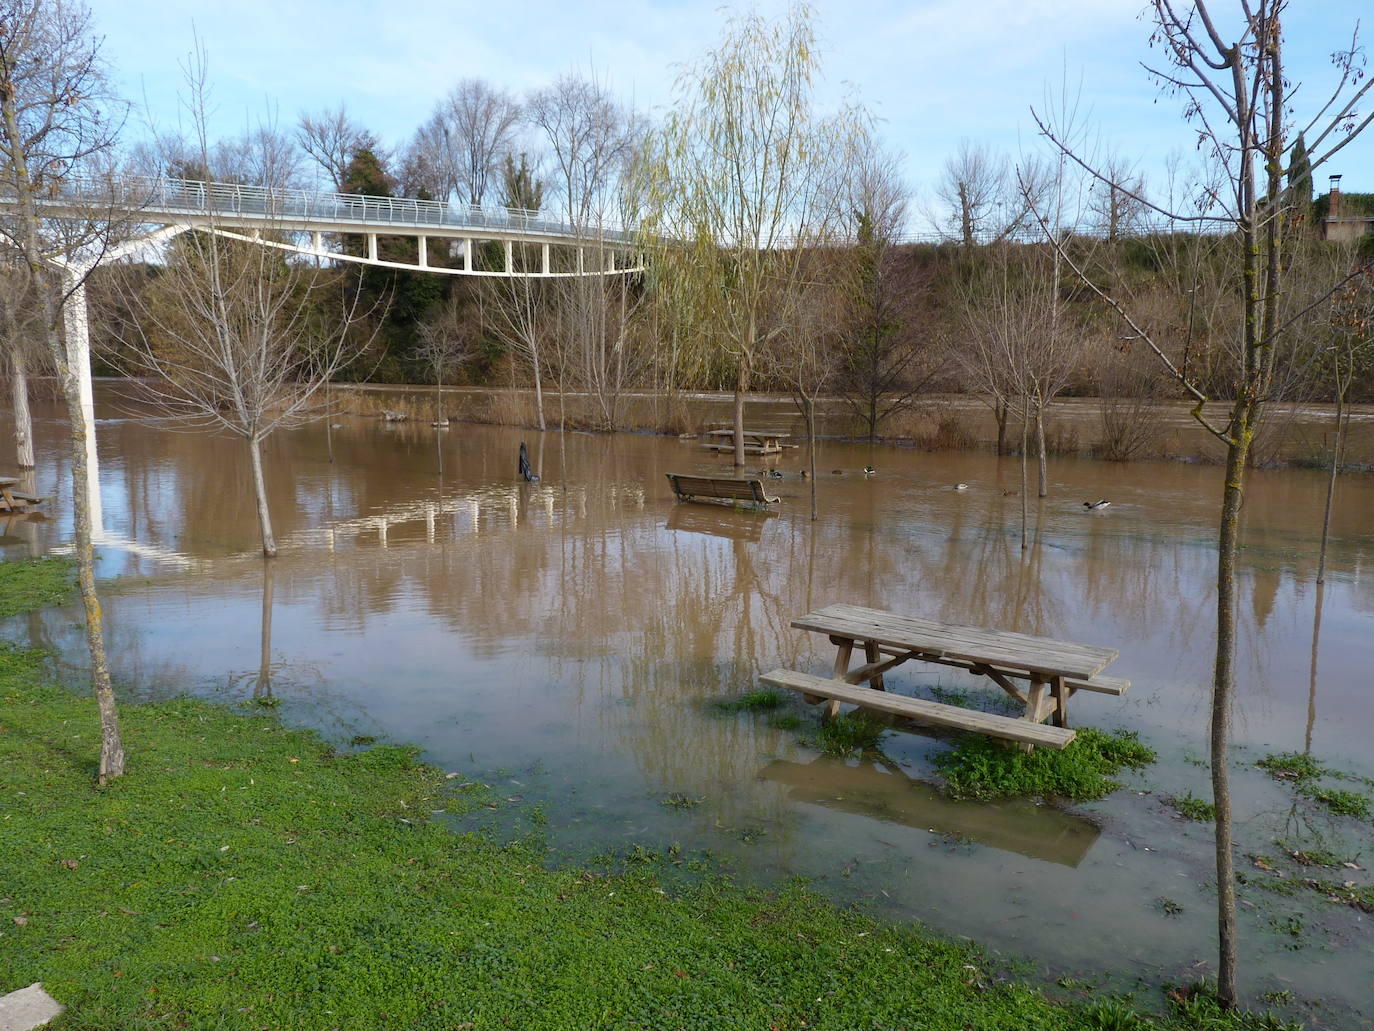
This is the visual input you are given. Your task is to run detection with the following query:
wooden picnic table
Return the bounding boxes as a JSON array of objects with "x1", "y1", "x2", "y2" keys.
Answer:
[
  {"x1": 0, "y1": 476, "x2": 49, "y2": 513},
  {"x1": 763, "y1": 603, "x2": 1129, "y2": 751},
  {"x1": 700, "y1": 428, "x2": 791, "y2": 455}
]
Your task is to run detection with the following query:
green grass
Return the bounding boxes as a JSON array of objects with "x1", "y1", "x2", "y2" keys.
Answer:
[
  {"x1": 1256, "y1": 752, "x2": 1322, "y2": 782},
  {"x1": 811, "y1": 711, "x2": 886, "y2": 758},
  {"x1": 3, "y1": 644, "x2": 1140, "y2": 1031},
  {"x1": 0, "y1": 556, "x2": 76, "y2": 619},
  {"x1": 1169, "y1": 792, "x2": 1217, "y2": 821},
  {"x1": 934, "y1": 728, "x2": 1156, "y2": 802},
  {"x1": 1298, "y1": 784, "x2": 1371, "y2": 819}
]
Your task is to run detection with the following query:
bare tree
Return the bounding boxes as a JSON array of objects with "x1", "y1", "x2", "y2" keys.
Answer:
[
  {"x1": 1, "y1": 268, "x2": 42, "y2": 467},
  {"x1": 527, "y1": 71, "x2": 647, "y2": 430},
  {"x1": 931, "y1": 140, "x2": 1046, "y2": 250},
  {"x1": 297, "y1": 104, "x2": 381, "y2": 191},
  {"x1": 121, "y1": 55, "x2": 372, "y2": 557},
  {"x1": 0, "y1": 0, "x2": 126, "y2": 783},
  {"x1": 1034, "y1": 0, "x2": 1374, "y2": 1006},
  {"x1": 1087, "y1": 151, "x2": 1147, "y2": 242},
  {"x1": 408, "y1": 79, "x2": 522, "y2": 206},
  {"x1": 415, "y1": 292, "x2": 478, "y2": 420}
]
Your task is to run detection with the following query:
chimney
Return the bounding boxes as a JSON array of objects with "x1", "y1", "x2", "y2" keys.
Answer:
[{"x1": 1330, "y1": 174, "x2": 1343, "y2": 219}]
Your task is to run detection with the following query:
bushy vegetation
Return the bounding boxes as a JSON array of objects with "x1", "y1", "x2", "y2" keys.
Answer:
[
  {"x1": 934, "y1": 728, "x2": 1156, "y2": 802},
  {"x1": 1169, "y1": 792, "x2": 1217, "y2": 822}
]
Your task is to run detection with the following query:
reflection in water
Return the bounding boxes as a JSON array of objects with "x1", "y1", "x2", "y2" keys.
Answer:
[
  {"x1": 1305, "y1": 582, "x2": 1324, "y2": 755},
  {"x1": 6, "y1": 389, "x2": 1374, "y2": 1022},
  {"x1": 758, "y1": 757, "x2": 1100, "y2": 867}
]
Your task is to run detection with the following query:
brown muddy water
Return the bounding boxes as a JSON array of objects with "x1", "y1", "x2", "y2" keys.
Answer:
[{"x1": 4, "y1": 385, "x2": 1374, "y2": 1025}]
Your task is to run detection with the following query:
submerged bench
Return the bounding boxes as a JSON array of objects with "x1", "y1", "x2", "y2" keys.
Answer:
[
  {"x1": 665, "y1": 473, "x2": 778, "y2": 509},
  {"x1": 762, "y1": 669, "x2": 1077, "y2": 749},
  {"x1": 0, "y1": 478, "x2": 50, "y2": 513}
]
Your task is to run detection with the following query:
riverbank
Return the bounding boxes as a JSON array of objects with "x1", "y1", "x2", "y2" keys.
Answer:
[
  {"x1": 322, "y1": 383, "x2": 1374, "y2": 471},
  {"x1": 1, "y1": 562, "x2": 1292, "y2": 1031}
]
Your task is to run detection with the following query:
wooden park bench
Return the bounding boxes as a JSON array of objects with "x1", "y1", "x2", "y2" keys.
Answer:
[
  {"x1": 665, "y1": 473, "x2": 778, "y2": 510},
  {"x1": 764, "y1": 603, "x2": 1130, "y2": 751}
]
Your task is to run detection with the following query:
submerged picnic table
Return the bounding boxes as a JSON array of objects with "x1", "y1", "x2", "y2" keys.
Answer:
[
  {"x1": 700, "y1": 428, "x2": 791, "y2": 455},
  {"x1": 763, "y1": 603, "x2": 1129, "y2": 750},
  {"x1": 0, "y1": 477, "x2": 48, "y2": 513}
]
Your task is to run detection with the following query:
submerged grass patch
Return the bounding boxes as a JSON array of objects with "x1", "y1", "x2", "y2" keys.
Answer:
[
  {"x1": 934, "y1": 728, "x2": 1156, "y2": 802},
  {"x1": 1169, "y1": 792, "x2": 1217, "y2": 821},
  {"x1": 811, "y1": 710, "x2": 886, "y2": 758},
  {"x1": 1298, "y1": 784, "x2": 1371, "y2": 819},
  {"x1": 0, "y1": 556, "x2": 75, "y2": 619},
  {"x1": 711, "y1": 687, "x2": 785, "y2": 713},
  {"x1": 1257, "y1": 752, "x2": 1322, "y2": 782},
  {"x1": 1, "y1": 643, "x2": 1153, "y2": 1031}
]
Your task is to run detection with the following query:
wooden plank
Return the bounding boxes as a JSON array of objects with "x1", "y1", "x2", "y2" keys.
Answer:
[
  {"x1": 863, "y1": 640, "x2": 886, "y2": 691},
  {"x1": 841, "y1": 649, "x2": 915, "y2": 686},
  {"x1": 1051, "y1": 675, "x2": 1068, "y2": 729},
  {"x1": 761, "y1": 669, "x2": 1076, "y2": 749},
  {"x1": 792, "y1": 604, "x2": 1116, "y2": 679},
  {"x1": 1064, "y1": 675, "x2": 1130, "y2": 696},
  {"x1": 827, "y1": 639, "x2": 854, "y2": 722}
]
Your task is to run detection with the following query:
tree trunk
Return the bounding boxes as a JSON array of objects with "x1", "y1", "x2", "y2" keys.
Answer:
[
  {"x1": 733, "y1": 361, "x2": 748, "y2": 469},
  {"x1": 7, "y1": 340, "x2": 35, "y2": 468},
  {"x1": 255, "y1": 558, "x2": 275, "y2": 702},
  {"x1": 806, "y1": 394, "x2": 818, "y2": 521},
  {"x1": 248, "y1": 434, "x2": 278, "y2": 558},
  {"x1": 47, "y1": 282, "x2": 123, "y2": 783},
  {"x1": 1212, "y1": 430, "x2": 1250, "y2": 1008},
  {"x1": 1035, "y1": 405, "x2": 1048, "y2": 498},
  {"x1": 532, "y1": 342, "x2": 547, "y2": 432},
  {"x1": 994, "y1": 400, "x2": 1009, "y2": 455},
  {"x1": 1019, "y1": 399, "x2": 1029, "y2": 551}
]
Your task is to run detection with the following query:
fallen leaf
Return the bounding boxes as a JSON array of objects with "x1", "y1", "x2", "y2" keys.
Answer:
[
  {"x1": 12, "y1": 915, "x2": 27, "y2": 927},
  {"x1": 1252, "y1": 857, "x2": 1275, "y2": 872},
  {"x1": 60, "y1": 858, "x2": 78, "y2": 870},
  {"x1": 1343, "y1": 862, "x2": 1364, "y2": 871}
]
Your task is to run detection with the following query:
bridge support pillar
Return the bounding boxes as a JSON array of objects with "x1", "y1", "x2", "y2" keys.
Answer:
[
  {"x1": 463, "y1": 239, "x2": 473, "y2": 272},
  {"x1": 541, "y1": 244, "x2": 550, "y2": 275},
  {"x1": 366, "y1": 234, "x2": 378, "y2": 262},
  {"x1": 504, "y1": 239, "x2": 512, "y2": 275},
  {"x1": 417, "y1": 236, "x2": 428, "y2": 268}
]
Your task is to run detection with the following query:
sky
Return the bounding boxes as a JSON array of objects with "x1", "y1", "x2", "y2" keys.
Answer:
[{"x1": 87, "y1": 0, "x2": 1374, "y2": 232}]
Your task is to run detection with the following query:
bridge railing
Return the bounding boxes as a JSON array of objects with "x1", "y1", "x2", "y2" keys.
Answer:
[{"x1": 43, "y1": 174, "x2": 636, "y2": 245}]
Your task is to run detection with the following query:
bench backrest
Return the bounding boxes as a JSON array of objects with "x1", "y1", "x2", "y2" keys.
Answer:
[{"x1": 666, "y1": 473, "x2": 773, "y2": 505}]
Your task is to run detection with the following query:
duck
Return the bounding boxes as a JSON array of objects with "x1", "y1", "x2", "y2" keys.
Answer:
[
  {"x1": 954, "y1": 483, "x2": 969, "y2": 490},
  {"x1": 832, "y1": 469, "x2": 844, "y2": 476},
  {"x1": 1083, "y1": 500, "x2": 1111, "y2": 510},
  {"x1": 862, "y1": 466, "x2": 876, "y2": 477},
  {"x1": 799, "y1": 469, "x2": 809, "y2": 479},
  {"x1": 766, "y1": 468, "x2": 784, "y2": 479}
]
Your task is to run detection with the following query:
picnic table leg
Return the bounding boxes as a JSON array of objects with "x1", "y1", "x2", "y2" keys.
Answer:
[
  {"x1": 1050, "y1": 675, "x2": 1068, "y2": 729},
  {"x1": 1020, "y1": 677, "x2": 1049, "y2": 753},
  {"x1": 826, "y1": 636, "x2": 855, "y2": 722},
  {"x1": 0, "y1": 486, "x2": 15, "y2": 512},
  {"x1": 863, "y1": 640, "x2": 886, "y2": 691}
]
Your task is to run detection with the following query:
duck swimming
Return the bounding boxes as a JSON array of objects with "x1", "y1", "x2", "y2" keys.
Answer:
[
  {"x1": 862, "y1": 466, "x2": 876, "y2": 476},
  {"x1": 1083, "y1": 500, "x2": 1111, "y2": 510}
]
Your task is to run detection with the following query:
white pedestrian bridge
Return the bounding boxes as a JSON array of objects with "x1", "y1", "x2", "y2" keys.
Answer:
[{"x1": 31, "y1": 173, "x2": 643, "y2": 277}]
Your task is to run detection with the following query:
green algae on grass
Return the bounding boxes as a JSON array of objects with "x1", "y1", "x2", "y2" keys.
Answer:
[
  {"x1": 935, "y1": 727, "x2": 1156, "y2": 802},
  {"x1": 0, "y1": 556, "x2": 75, "y2": 619}
]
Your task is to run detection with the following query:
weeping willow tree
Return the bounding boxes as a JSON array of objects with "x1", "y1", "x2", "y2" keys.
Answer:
[{"x1": 642, "y1": 3, "x2": 859, "y2": 467}]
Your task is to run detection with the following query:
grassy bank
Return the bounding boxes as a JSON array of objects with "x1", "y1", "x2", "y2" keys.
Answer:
[{"x1": 0, "y1": 564, "x2": 1293, "y2": 1029}]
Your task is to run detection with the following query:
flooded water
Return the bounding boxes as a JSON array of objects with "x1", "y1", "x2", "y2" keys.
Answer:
[{"x1": 4, "y1": 385, "x2": 1374, "y2": 1025}]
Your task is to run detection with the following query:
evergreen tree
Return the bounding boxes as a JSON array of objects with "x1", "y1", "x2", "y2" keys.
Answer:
[{"x1": 1286, "y1": 132, "x2": 1313, "y2": 227}]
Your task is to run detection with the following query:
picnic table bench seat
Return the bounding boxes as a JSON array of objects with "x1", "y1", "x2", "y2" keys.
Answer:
[{"x1": 762, "y1": 669, "x2": 1077, "y2": 749}]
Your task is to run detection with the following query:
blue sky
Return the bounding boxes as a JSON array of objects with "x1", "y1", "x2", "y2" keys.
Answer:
[{"x1": 88, "y1": 0, "x2": 1373, "y2": 228}]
